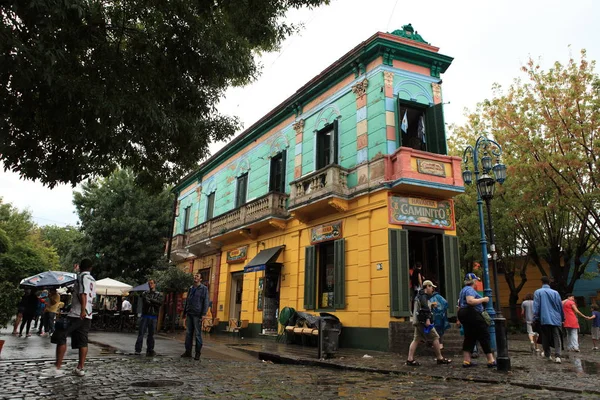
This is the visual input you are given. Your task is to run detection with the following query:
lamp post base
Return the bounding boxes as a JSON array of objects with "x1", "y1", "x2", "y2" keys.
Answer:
[{"x1": 493, "y1": 313, "x2": 511, "y2": 372}]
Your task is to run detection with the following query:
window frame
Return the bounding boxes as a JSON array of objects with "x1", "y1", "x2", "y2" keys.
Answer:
[
  {"x1": 183, "y1": 206, "x2": 192, "y2": 231},
  {"x1": 205, "y1": 192, "x2": 215, "y2": 220},
  {"x1": 235, "y1": 173, "x2": 248, "y2": 208},
  {"x1": 269, "y1": 151, "x2": 287, "y2": 193},
  {"x1": 315, "y1": 120, "x2": 339, "y2": 170}
]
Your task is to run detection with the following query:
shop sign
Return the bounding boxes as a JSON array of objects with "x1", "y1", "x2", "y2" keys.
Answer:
[
  {"x1": 227, "y1": 246, "x2": 248, "y2": 263},
  {"x1": 417, "y1": 159, "x2": 446, "y2": 177},
  {"x1": 244, "y1": 265, "x2": 265, "y2": 273},
  {"x1": 310, "y1": 220, "x2": 343, "y2": 244},
  {"x1": 389, "y1": 196, "x2": 454, "y2": 230}
]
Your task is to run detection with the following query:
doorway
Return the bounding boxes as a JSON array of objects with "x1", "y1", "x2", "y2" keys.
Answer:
[
  {"x1": 408, "y1": 229, "x2": 445, "y2": 298},
  {"x1": 229, "y1": 272, "x2": 244, "y2": 321}
]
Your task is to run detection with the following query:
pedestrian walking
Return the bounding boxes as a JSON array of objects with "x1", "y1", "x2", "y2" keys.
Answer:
[
  {"x1": 46, "y1": 258, "x2": 96, "y2": 377},
  {"x1": 181, "y1": 272, "x2": 209, "y2": 361},
  {"x1": 405, "y1": 280, "x2": 452, "y2": 366},
  {"x1": 42, "y1": 288, "x2": 61, "y2": 337},
  {"x1": 121, "y1": 296, "x2": 133, "y2": 331},
  {"x1": 589, "y1": 304, "x2": 600, "y2": 350},
  {"x1": 19, "y1": 289, "x2": 38, "y2": 337},
  {"x1": 134, "y1": 280, "x2": 163, "y2": 356},
  {"x1": 34, "y1": 290, "x2": 48, "y2": 334},
  {"x1": 533, "y1": 276, "x2": 564, "y2": 364},
  {"x1": 562, "y1": 293, "x2": 589, "y2": 352},
  {"x1": 457, "y1": 273, "x2": 496, "y2": 368},
  {"x1": 521, "y1": 293, "x2": 540, "y2": 352},
  {"x1": 12, "y1": 290, "x2": 26, "y2": 335}
]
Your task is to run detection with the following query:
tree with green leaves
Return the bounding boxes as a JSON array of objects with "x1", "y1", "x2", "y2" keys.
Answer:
[
  {"x1": 73, "y1": 169, "x2": 173, "y2": 282},
  {"x1": 1, "y1": 0, "x2": 329, "y2": 188},
  {"x1": 40, "y1": 225, "x2": 85, "y2": 271},
  {"x1": 450, "y1": 50, "x2": 599, "y2": 316}
]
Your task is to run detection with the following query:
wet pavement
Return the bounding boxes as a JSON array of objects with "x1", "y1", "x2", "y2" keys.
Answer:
[{"x1": 1, "y1": 327, "x2": 600, "y2": 399}]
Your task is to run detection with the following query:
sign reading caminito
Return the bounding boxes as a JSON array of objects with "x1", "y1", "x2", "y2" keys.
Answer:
[{"x1": 389, "y1": 195, "x2": 454, "y2": 230}]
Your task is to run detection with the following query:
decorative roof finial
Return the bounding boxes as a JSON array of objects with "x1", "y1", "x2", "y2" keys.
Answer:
[{"x1": 390, "y1": 23, "x2": 429, "y2": 45}]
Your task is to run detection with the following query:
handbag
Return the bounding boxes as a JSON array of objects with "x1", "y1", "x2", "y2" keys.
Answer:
[{"x1": 481, "y1": 311, "x2": 492, "y2": 326}]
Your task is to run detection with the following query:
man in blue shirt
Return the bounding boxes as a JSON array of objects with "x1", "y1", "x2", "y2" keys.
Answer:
[
  {"x1": 182, "y1": 272, "x2": 209, "y2": 361},
  {"x1": 533, "y1": 276, "x2": 564, "y2": 363}
]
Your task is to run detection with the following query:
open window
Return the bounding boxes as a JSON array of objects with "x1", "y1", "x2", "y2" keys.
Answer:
[
  {"x1": 304, "y1": 239, "x2": 345, "y2": 310},
  {"x1": 183, "y1": 206, "x2": 191, "y2": 231},
  {"x1": 269, "y1": 151, "x2": 286, "y2": 193},
  {"x1": 206, "y1": 192, "x2": 215, "y2": 220},
  {"x1": 398, "y1": 101, "x2": 447, "y2": 155},
  {"x1": 235, "y1": 173, "x2": 248, "y2": 208},
  {"x1": 316, "y1": 120, "x2": 339, "y2": 170}
]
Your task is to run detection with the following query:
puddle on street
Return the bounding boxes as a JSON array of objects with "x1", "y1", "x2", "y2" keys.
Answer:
[{"x1": 573, "y1": 358, "x2": 600, "y2": 375}]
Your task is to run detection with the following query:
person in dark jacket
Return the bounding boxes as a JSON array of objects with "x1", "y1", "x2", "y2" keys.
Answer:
[
  {"x1": 181, "y1": 272, "x2": 209, "y2": 361},
  {"x1": 19, "y1": 289, "x2": 39, "y2": 337},
  {"x1": 134, "y1": 279, "x2": 163, "y2": 356}
]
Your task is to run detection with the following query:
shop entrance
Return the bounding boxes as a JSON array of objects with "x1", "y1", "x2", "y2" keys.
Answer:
[
  {"x1": 229, "y1": 272, "x2": 244, "y2": 321},
  {"x1": 408, "y1": 229, "x2": 445, "y2": 298},
  {"x1": 262, "y1": 264, "x2": 281, "y2": 334}
]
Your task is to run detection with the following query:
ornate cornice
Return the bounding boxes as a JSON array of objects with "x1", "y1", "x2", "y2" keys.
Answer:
[
  {"x1": 292, "y1": 119, "x2": 305, "y2": 135},
  {"x1": 351, "y1": 79, "x2": 369, "y2": 98},
  {"x1": 384, "y1": 71, "x2": 394, "y2": 87}
]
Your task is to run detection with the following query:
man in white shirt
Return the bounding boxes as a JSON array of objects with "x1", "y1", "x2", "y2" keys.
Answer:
[
  {"x1": 48, "y1": 258, "x2": 96, "y2": 377},
  {"x1": 122, "y1": 298, "x2": 132, "y2": 313}
]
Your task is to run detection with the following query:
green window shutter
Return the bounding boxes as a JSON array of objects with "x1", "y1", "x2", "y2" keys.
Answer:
[
  {"x1": 443, "y1": 235, "x2": 461, "y2": 317},
  {"x1": 425, "y1": 103, "x2": 447, "y2": 155},
  {"x1": 334, "y1": 239, "x2": 346, "y2": 309},
  {"x1": 304, "y1": 245, "x2": 316, "y2": 310},
  {"x1": 389, "y1": 229, "x2": 410, "y2": 317}
]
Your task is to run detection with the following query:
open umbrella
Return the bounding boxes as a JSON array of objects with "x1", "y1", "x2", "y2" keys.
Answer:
[
  {"x1": 20, "y1": 271, "x2": 77, "y2": 288},
  {"x1": 129, "y1": 282, "x2": 149, "y2": 292}
]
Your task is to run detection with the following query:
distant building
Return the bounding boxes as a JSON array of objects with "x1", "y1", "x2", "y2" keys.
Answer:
[{"x1": 168, "y1": 25, "x2": 463, "y2": 351}]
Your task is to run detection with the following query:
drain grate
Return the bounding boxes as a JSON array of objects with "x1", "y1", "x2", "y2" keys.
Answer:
[{"x1": 130, "y1": 380, "x2": 183, "y2": 388}]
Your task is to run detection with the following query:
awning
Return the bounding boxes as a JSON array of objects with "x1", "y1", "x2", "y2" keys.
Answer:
[{"x1": 244, "y1": 245, "x2": 285, "y2": 273}]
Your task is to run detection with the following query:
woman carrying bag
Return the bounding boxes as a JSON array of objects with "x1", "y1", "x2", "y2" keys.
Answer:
[{"x1": 457, "y1": 273, "x2": 496, "y2": 368}]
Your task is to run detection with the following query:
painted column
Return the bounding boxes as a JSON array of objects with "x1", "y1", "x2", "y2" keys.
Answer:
[
  {"x1": 383, "y1": 71, "x2": 396, "y2": 154},
  {"x1": 292, "y1": 120, "x2": 304, "y2": 179},
  {"x1": 352, "y1": 79, "x2": 369, "y2": 164},
  {"x1": 431, "y1": 82, "x2": 442, "y2": 105},
  {"x1": 356, "y1": 211, "x2": 372, "y2": 326}
]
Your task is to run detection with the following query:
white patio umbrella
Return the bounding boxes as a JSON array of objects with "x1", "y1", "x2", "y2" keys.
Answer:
[{"x1": 94, "y1": 278, "x2": 133, "y2": 296}]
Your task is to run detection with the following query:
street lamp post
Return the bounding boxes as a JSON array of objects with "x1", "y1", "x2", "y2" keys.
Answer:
[{"x1": 462, "y1": 136, "x2": 511, "y2": 372}]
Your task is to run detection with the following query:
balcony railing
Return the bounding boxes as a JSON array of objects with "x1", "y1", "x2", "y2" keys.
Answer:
[
  {"x1": 289, "y1": 164, "x2": 350, "y2": 208},
  {"x1": 171, "y1": 234, "x2": 186, "y2": 251},
  {"x1": 186, "y1": 191, "x2": 289, "y2": 245}
]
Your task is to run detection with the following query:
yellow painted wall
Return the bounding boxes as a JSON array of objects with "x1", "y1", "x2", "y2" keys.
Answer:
[{"x1": 213, "y1": 190, "x2": 458, "y2": 330}]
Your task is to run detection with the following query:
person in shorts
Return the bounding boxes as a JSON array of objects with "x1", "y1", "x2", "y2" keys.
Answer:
[
  {"x1": 47, "y1": 258, "x2": 96, "y2": 377},
  {"x1": 405, "y1": 280, "x2": 451, "y2": 366}
]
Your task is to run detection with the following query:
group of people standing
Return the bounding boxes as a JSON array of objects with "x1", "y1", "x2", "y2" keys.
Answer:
[{"x1": 12, "y1": 287, "x2": 62, "y2": 337}]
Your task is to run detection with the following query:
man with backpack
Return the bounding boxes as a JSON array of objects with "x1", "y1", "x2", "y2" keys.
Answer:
[{"x1": 405, "y1": 280, "x2": 452, "y2": 366}]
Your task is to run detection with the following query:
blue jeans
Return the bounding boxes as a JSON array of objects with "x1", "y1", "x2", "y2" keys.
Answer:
[
  {"x1": 135, "y1": 317, "x2": 157, "y2": 353},
  {"x1": 185, "y1": 315, "x2": 203, "y2": 353}
]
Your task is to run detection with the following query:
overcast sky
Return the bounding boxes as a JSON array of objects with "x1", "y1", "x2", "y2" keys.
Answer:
[{"x1": 1, "y1": 0, "x2": 599, "y2": 227}]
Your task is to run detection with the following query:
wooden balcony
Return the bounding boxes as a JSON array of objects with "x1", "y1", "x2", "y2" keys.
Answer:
[
  {"x1": 186, "y1": 192, "x2": 289, "y2": 247},
  {"x1": 171, "y1": 234, "x2": 186, "y2": 251},
  {"x1": 289, "y1": 164, "x2": 351, "y2": 209}
]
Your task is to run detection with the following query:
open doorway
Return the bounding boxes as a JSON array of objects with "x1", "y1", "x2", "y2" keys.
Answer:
[
  {"x1": 229, "y1": 272, "x2": 244, "y2": 321},
  {"x1": 408, "y1": 229, "x2": 445, "y2": 298}
]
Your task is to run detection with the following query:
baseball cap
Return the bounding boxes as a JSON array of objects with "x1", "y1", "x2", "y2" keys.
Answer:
[
  {"x1": 423, "y1": 280, "x2": 436, "y2": 288},
  {"x1": 465, "y1": 272, "x2": 480, "y2": 281}
]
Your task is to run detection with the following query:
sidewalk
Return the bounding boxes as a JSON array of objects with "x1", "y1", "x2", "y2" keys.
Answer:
[{"x1": 158, "y1": 330, "x2": 600, "y2": 396}]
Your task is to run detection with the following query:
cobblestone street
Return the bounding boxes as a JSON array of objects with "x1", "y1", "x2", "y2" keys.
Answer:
[{"x1": 1, "y1": 355, "x2": 597, "y2": 400}]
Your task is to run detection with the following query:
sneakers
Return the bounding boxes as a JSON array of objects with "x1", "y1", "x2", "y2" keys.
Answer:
[
  {"x1": 147, "y1": 350, "x2": 156, "y2": 357},
  {"x1": 26, "y1": 333, "x2": 32, "y2": 337},
  {"x1": 194, "y1": 352, "x2": 201, "y2": 361},
  {"x1": 554, "y1": 357, "x2": 561, "y2": 364},
  {"x1": 181, "y1": 351, "x2": 192, "y2": 358},
  {"x1": 593, "y1": 347, "x2": 599, "y2": 351},
  {"x1": 134, "y1": 351, "x2": 141, "y2": 355},
  {"x1": 73, "y1": 367, "x2": 85, "y2": 377},
  {"x1": 41, "y1": 368, "x2": 65, "y2": 378}
]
